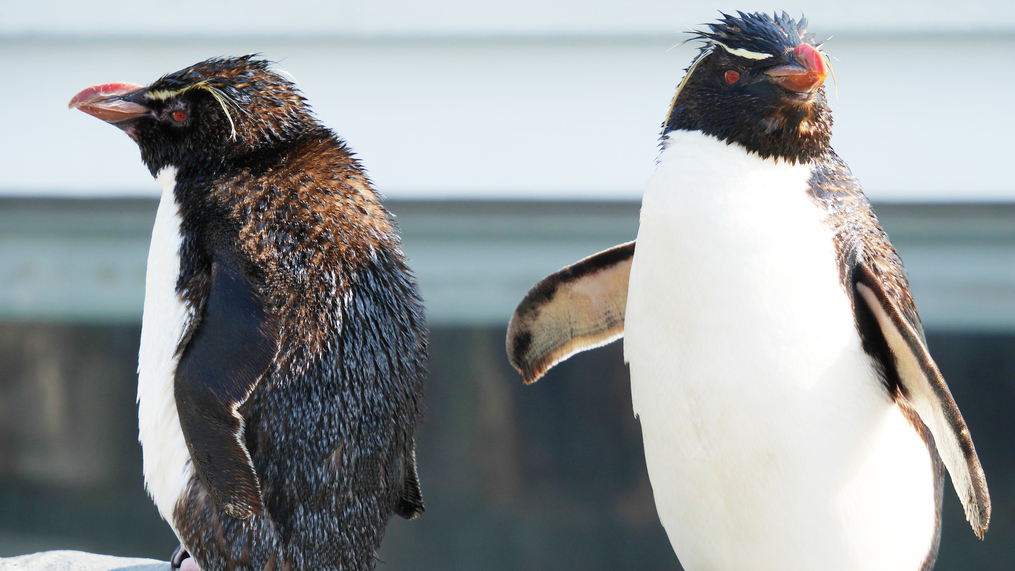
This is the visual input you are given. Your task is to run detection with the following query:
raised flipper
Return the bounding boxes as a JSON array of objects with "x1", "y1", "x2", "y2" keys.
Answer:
[
  {"x1": 175, "y1": 254, "x2": 278, "y2": 520},
  {"x1": 507, "y1": 241, "x2": 635, "y2": 384},
  {"x1": 854, "y1": 263, "x2": 990, "y2": 538}
]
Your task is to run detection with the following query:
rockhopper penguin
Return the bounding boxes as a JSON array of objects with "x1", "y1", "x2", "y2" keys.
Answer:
[
  {"x1": 70, "y1": 56, "x2": 427, "y2": 571},
  {"x1": 507, "y1": 12, "x2": 990, "y2": 570}
]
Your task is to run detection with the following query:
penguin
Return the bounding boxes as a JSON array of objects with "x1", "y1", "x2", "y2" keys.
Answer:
[
  {"x1": 69, "y1": 56, "x2": 427, "y2": 571},
  {"x1": 507, "y1": 12, "x2": 989, "y2": 570}
]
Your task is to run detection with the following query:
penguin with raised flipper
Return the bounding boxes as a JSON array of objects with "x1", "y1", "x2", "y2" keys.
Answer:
[{"x1": 508, "y1": 12, "x2": 989, "y2": 570}]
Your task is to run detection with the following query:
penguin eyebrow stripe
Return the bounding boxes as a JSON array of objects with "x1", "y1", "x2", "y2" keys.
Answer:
[{"x1": 712, "y1": 41, "x2": 773, "y2": 60}]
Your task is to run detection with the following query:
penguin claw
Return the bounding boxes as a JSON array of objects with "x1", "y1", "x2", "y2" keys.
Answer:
[
  {"x1": 170, "y1": 545, "x2": 200, "y2": 571},
  {"x1": 170, "y1": 545, "x2": 186, "y2": 569}
]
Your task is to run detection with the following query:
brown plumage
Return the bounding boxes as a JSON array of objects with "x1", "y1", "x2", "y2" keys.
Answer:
[{"x1": 71, "y1": 55, "x2": 427, "y2": 570}]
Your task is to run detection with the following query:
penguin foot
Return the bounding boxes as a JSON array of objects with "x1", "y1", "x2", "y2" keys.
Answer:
[{"x1": 170, "y1": 545, "x2": 201, "y2": 571}]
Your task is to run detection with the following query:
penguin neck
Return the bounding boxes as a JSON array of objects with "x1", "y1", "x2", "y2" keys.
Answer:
[
  {"x1": 663, "y1": 89, "x2": 833, "y2": 165},
  {"x1": 157, "y1": 162, "x2": 212, "y2": 210},
  {"x1": 155, "y1": 165, "x2": 179, "y2": 196},
  {"x1": 653, "y1": 130, "x2": 818, "y2": 205}
]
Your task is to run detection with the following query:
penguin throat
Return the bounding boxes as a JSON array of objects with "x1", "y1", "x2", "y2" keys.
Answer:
[{"x1": 665, "y1": 94, "x2": 832, "y2": 164}]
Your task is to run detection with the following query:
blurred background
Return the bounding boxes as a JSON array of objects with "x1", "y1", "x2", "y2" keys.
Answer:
[{"x1": 1, "y1": 0, "x2": 1014, "y2": 569}]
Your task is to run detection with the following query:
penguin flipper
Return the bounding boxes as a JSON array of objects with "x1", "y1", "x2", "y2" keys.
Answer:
[
  {"x1": 507, "y1": 241, "x2": 635, "y2": 384},
  {"x1": 175, "y1": 256, "x2": 278, "y2": 520},
  {"x1": 853, "y1": 263, "x2": 990, "y2": 538},
  {"x1": 394, "y1": 439, "x2": 425, "y2": 520}
]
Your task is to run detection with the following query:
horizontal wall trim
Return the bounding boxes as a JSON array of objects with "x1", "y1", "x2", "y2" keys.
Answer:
[{"x1": 2, "y1": 199, "x2": 1014, "y2": 330}]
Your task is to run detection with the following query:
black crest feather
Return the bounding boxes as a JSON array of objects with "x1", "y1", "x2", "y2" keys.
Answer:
[{"x1": 694, "y1": 11, "x2": 817, "y2": 57}]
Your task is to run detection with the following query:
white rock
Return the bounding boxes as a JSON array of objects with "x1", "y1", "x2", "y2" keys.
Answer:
[{"x1": 0, "y1": 551, "x2": 167, "y2": 571}]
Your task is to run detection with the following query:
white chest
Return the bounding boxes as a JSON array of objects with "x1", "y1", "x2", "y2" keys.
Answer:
[
  {"x1": 623, "y1": 132, "x2": 936, "y2": 570},
  {"x1": 136, "y1": 166, "x2": 194, "y2": 538}
]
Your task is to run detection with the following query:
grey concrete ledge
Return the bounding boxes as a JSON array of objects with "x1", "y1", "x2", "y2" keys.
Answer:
[{"x1": 0, "y1": 551, "x2": 167, "y2": 571}]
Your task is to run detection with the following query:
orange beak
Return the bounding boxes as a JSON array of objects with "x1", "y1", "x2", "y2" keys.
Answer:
[{"x1": 764, "y1": 44, "x2": 829, "y2": 93}]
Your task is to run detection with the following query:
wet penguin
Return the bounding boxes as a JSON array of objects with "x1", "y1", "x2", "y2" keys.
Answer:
[
  {"x1": 70, "y1": 56, "x2": 427, "y2": 571},
  {"x1": 507, "y1": 12, "x2": 989, "y2": 570}
]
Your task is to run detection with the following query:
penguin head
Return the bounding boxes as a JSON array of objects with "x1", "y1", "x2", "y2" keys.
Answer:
[
  {"x1": 70, "y1": 55, "x2": 317, "y2": 176},
  {"x1": 664, "y1": 12, "x2": 833, "y2": 163}
]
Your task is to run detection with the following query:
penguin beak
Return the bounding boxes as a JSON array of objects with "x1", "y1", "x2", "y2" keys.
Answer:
[
  {"x1": 69, "y1": 82, "x2": 151, "y2": 126},
  {"x1": 765, "y1": 44, "x2": 829, "y2": 93}
]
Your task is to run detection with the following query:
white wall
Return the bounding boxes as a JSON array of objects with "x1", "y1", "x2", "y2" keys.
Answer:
[{"x1": 2, "y1": 1, "x2": 1013, "y2": 201}]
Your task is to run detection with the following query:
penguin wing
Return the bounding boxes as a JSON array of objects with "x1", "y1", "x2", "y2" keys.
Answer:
[
  {"x1": 507, "y1": 241, "x2": 634, "y2": 384},
  {"x1": 853, "y1": 263, "x2": 990, "y2": 537},
  {"x1": 175, "y1": 254, "x2": 278, "y2": 520}
]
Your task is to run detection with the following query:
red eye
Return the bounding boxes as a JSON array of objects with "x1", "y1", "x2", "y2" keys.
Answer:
[
  {"x1": 725, "y1": 70, "x2": 740, "y2": 84},
  {"x1": 172, "y1": 111, "x2": 188, "y2": 122}
]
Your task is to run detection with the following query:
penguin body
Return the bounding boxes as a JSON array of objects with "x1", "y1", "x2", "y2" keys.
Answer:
[
  {"x1": 507, "y1": 13, "x2": 988, "y2": 570},
  {"x1": 627, "y1": 131, "x2": 938, "y2": 569},
  {"x1": 71, "y1": 56, "x2": 426, "y2": 571}
]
